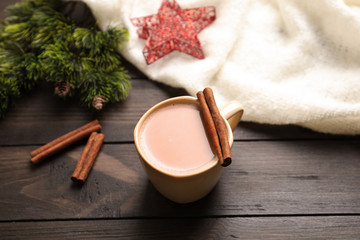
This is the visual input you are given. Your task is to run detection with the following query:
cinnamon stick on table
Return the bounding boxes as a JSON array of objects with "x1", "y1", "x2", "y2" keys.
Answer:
[
  {"x1": 197, "y1": 88, "x2": 232, "y2": 167},
  {"x1": 71, "y1": 132, "x2": 105, "y2": 184},
  {"x1": 30, "y1": 120, "x2": 102, "y2": 164}
]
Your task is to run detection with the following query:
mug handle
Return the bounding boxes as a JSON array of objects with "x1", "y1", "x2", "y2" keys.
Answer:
[{"x1": 220, "y1": 102, "x2": 244, "y2": 131}]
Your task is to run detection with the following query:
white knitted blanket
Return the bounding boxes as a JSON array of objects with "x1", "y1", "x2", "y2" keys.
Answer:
[{"x1": 82, "y1": 0, "x2": 360, "y2": 135}]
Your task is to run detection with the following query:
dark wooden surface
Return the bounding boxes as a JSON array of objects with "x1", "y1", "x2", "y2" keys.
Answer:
[{"x1": 1, "y1": 1, "x2": 360, "y2": 239}]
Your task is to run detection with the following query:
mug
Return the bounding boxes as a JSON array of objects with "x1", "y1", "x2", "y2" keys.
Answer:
[{"x1": 134, "y1": 96, "x2": 243, "y2": 203}]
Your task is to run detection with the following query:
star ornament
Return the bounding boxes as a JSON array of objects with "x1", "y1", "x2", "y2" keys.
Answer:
[{"x1": 131, "y1": 0, "x2": 216, "y2": 64}]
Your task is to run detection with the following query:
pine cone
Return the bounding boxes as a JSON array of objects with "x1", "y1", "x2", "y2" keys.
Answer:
[
  {"x1": 54, "y1": 81, "x2": 70, "y2": 97},
  {"x1": 92, "y1": 95, "x2": 106, "y2": 110}
]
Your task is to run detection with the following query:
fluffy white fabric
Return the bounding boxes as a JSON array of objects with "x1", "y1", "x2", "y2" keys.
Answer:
[{"x1": 81, "y1": 0, "x2": 360, "y2": 135}]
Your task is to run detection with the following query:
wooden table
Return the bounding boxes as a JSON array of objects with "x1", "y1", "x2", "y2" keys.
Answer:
[{"x1": 1, "y1": 1, "x2": 360, "y2": 239}]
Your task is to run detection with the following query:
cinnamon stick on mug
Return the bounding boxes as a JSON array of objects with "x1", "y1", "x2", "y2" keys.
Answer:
[
  {"x1": 197, "y1": 88, "x2": 232, "y2": 167},
  {"x1": 30, "y1": 120, "x2": 102, "y2": 164},
  {"x1": 197, "y1": 91, "x2": 224, "y2": 165}
]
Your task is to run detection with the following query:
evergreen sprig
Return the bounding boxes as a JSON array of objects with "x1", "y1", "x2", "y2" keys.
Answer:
[{"x1": 0, "y1": 0, "x2": 131, "y2": 118}]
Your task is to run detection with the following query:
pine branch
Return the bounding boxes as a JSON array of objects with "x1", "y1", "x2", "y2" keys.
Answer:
[
  {"x1": 79, "y1": 69, "x2": 131, "y2": 109},
  {"x1": 0, "y1": 76, "x2": 21, "y2": 118},
  {"x1": 0, "y1": 41, "x2": 40, "y2": 90},
  {"x1": 0, "y1": 0, "x2": 131, "y2": 118}
]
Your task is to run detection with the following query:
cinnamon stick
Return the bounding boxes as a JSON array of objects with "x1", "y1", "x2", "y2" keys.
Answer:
[
  {"x1": 203, "y1": 88, "x2": 232, "y2": 167},
  {"x1": 71, "y1": 132, "x2": 105, "y2": 183},
  {"x1": 197, "y1": 91, "x2": 224, "y2": 165},
  {"x1": 30, "y1": 120, "x2": 102, "y2": 164},
  {"x1": 30, "y1": 120, "x2": 99, "y2": 158},
  {"x1": 71, "y1": 132, "x2": 97, "y2": 180}
]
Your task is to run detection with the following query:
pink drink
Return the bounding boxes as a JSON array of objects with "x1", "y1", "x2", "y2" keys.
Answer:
[{"x1": 139, "y1": 103, "x2": 215, "y2": 174}]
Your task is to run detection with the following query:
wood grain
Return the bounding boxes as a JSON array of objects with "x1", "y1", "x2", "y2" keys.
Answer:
[
  {"x1": 1, "y1": 216, "x2": 359, "y2": 240},
  {"x1": 0, "y1": 77, "x2": 352, "y2": 146},
  {"x1": 0, "y1": 79, "x2": 187, "y2": 145},
  {"x1": 0, "y1": 140, "x2": 359, "y2": 220}
]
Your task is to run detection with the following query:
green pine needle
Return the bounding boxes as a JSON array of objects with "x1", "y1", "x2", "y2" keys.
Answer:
[{"x1": 0, "y1": 0, "x2": 131, "y2": 118}]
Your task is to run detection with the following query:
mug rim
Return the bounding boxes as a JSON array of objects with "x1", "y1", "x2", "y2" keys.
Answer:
[{"x1": 133, "y1": 96, "x2": 234, "y2": 178}]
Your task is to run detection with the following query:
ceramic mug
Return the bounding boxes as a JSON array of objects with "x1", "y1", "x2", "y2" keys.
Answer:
[{"x1": 134, "y1": 96, "x2": 243, "y2": 203}]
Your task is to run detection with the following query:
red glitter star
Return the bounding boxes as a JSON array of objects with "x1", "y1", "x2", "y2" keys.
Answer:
[{"x1": 131, "y1": 0, "x2": 216, "y2": 64}]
